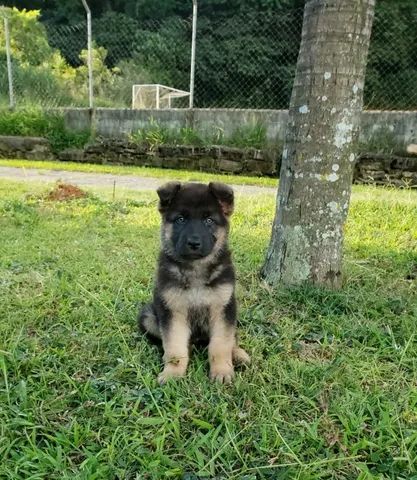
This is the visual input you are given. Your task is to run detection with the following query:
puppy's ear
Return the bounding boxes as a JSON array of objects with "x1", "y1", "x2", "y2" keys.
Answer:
[
  {"x1": 157, "y1": 181, "x2": 181, "y2": 212},
  {"x1": 209, "y1": 182, "x2": 234, "y2": 216}
]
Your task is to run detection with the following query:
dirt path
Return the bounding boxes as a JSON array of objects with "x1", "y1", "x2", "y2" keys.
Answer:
[{"x1": 0, "y1": 166, "x2": 276, "y2": 196}]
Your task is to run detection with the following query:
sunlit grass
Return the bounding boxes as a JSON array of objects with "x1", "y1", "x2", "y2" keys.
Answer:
[{"x1": 0, "y1": 159, "x2": 279, "y2": 188}]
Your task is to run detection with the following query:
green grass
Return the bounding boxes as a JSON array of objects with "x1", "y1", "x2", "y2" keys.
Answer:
[
  {"x1": 0, "y1": 159, "x2": 278, "y2": 188},
  {"x1": 1, "y1": 179, "x2": 417, "y2": 479}
]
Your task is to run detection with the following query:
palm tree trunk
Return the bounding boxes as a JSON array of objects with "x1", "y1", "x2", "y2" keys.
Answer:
[{"x1": 262, "y1": 0, "x2": 375, "y2": 289}]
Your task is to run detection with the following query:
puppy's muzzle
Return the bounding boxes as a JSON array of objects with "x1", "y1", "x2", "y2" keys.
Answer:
[{"x1": 187, "y1": 235, "x2": 201, "y2": 252}]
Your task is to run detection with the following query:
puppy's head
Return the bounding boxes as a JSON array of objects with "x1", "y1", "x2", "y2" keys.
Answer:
[{"x1": 157, "y1": 181, "x2": 234, "y2": 261}]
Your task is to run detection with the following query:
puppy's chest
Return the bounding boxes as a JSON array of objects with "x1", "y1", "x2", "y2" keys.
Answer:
[{"x1": 164, "y1": 264, "x2": 232, "y2": 310}]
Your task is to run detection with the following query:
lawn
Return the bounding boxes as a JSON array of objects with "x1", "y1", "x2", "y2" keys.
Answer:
[{"x1": 0, "y1": 179, "x2": 416, "y2": 479}]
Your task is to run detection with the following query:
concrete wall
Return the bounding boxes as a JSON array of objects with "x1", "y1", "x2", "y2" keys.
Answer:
[
  {"x1": 361, "y1": 111, "x2": 417, "y2": 146},
  {"x1": 2, "y1": 134, "x2": 417, "y2": 186},
  {"x1": 63, "y1": 108, "x2": 417, "y2": 149}
]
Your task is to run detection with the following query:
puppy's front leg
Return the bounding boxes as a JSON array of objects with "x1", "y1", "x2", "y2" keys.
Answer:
[
  {"x1": 158, "y1": 312, "x2": 190, "y2": 385},
  {"x1": 209, "y1": 304, "x2": 236, "y2": 384}
]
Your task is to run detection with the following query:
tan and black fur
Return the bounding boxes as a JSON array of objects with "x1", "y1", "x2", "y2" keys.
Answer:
[{"x1": 138, "y1": 181, "x2": 250, "y2": 384}]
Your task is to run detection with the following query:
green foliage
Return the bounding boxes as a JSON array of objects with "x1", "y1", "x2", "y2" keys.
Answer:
[
  {"x1": 76, "y1": 45, "x2": 117, "y2": 104},
  {"x1": 102, "y1": 59, "x2": 154, "y2": 108},
  {"x1": 0, "y1": 7, "x2": 52, "y2": 65},
  {"x1": 130, "y1": 121, "x2": 206, "y2": 149},
  {"x1": 94, "y1": 11, "x2": 139, "y2": 67},
  {"x1": 0, "y1": 1, "x2": 416, "y2": 109},
  {"x1": 178, "y1": 127, "x2": 204, "y2": 146},
  {"x1": 0, "y1": 179, "x2": 416, "y2": 478},
  {"x1": 0, "y1": 108, "x2": 269, "y2": 156},
  {"x1": 228, "y1": 122, "x2": 267, "y2": 149},
  {"x1": 0, "y1": 7, "x2": 81, "y2": 108},
  {"x1": 365, "y1": 1, "x2": 417, "y2": 109},
  {"x1": 195, "y1": 11, "x2": 300, "y2": 108},
  {"x1": 129, "y1": 118, "x2": 176, "y2": 150},
  {"x1": 129, "y1": 119, "x2": 269, "y2": 149},
  {"x1": 0, "y1": 109, "x2": 90, "y2": 152},
  {"x1": 46, "y1": 119, "x2": 90, "y2": 153}
]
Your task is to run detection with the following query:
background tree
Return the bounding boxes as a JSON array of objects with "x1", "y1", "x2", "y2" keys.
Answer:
[
  {"x1": 261, "y1": 0, "x2": 375, "y2": 288},
  {"x1": 0, "y1": 0, "x2": 414, "y2": 108},
  {"x1": 365, "y1": 0, "x2": 417, "y2": 109},
  {"x1": 0, "y1": 7, "x2": 78, "y2": 107}
]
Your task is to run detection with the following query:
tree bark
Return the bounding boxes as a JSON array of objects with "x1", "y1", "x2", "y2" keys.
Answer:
[{"x1": 262, "y1": 0, "x2": 375, "y2": 289}]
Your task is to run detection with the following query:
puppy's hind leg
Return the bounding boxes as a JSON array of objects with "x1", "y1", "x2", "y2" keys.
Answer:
[{"x1": 138, "y1": 304, "x2": 161, "y2": 340}]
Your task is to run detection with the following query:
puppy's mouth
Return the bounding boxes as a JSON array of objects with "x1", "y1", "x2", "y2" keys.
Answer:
[{"x1": 181, "y1": 251, "x2": 208, "y2": 260}]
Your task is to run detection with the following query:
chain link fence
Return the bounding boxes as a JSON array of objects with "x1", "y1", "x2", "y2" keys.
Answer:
[
  {"x1": 365, "y1": 9, "x2": 417, "y2": 110},
  {"x1": 1, "y1": 5, "x2": 417, "y2": 111},
  {"x1": 0, "y1": 18, "x2": 88, "y2": 108}
]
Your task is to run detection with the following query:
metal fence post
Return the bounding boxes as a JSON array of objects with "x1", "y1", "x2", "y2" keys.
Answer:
[
  {"x1": 156, "y1": 84, "x2": 160, "y2": 109},
  {"x1": 189, "y1": 0, "x2": 197, "y2": 109},
  {"x1": 81, "y1": 0, "x2": 93, "y2": 108},
  {"x1": 3, "y1": 16, "x2": 15, "y2": 109}
]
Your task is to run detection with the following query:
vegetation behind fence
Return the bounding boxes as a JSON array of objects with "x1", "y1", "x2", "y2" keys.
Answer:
[{"x1": 0, "y1": 1, "x2": 416, "y2": 110}]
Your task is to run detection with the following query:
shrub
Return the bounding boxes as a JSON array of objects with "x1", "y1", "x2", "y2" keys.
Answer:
[{"x1": 0, "y1": 109, "x2": 90, "y2": 152}]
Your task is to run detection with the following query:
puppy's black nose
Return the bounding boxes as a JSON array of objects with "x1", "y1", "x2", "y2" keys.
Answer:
[{"x1": 187, "y1": 236, "x2": 201, "y2": 250}]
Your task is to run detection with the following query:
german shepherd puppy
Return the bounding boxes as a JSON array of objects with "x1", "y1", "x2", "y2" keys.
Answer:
[{"x1": 138, "y1": 181, "x2": 250, "y2": 384}]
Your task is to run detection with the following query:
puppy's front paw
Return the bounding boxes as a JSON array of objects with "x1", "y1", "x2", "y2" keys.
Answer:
[
  {"x1": 210, "y1": 364, "x2": 234, "y2": 384},
  {"x1": 158, "y1": 363, "x2": 187, "y2": 385}
]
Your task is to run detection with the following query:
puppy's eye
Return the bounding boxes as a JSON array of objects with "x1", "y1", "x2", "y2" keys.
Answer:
[
  {"x1": 205, "y1": 217, "x2": 214, "y2": 225},
  {"x1": 175, "y1": 216, "x2": 185, "y2": 224}
]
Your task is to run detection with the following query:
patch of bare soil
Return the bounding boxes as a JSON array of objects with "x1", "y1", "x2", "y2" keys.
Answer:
[{"x1": 46, "y1": 182, "x2": 88, "y2": 201}]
